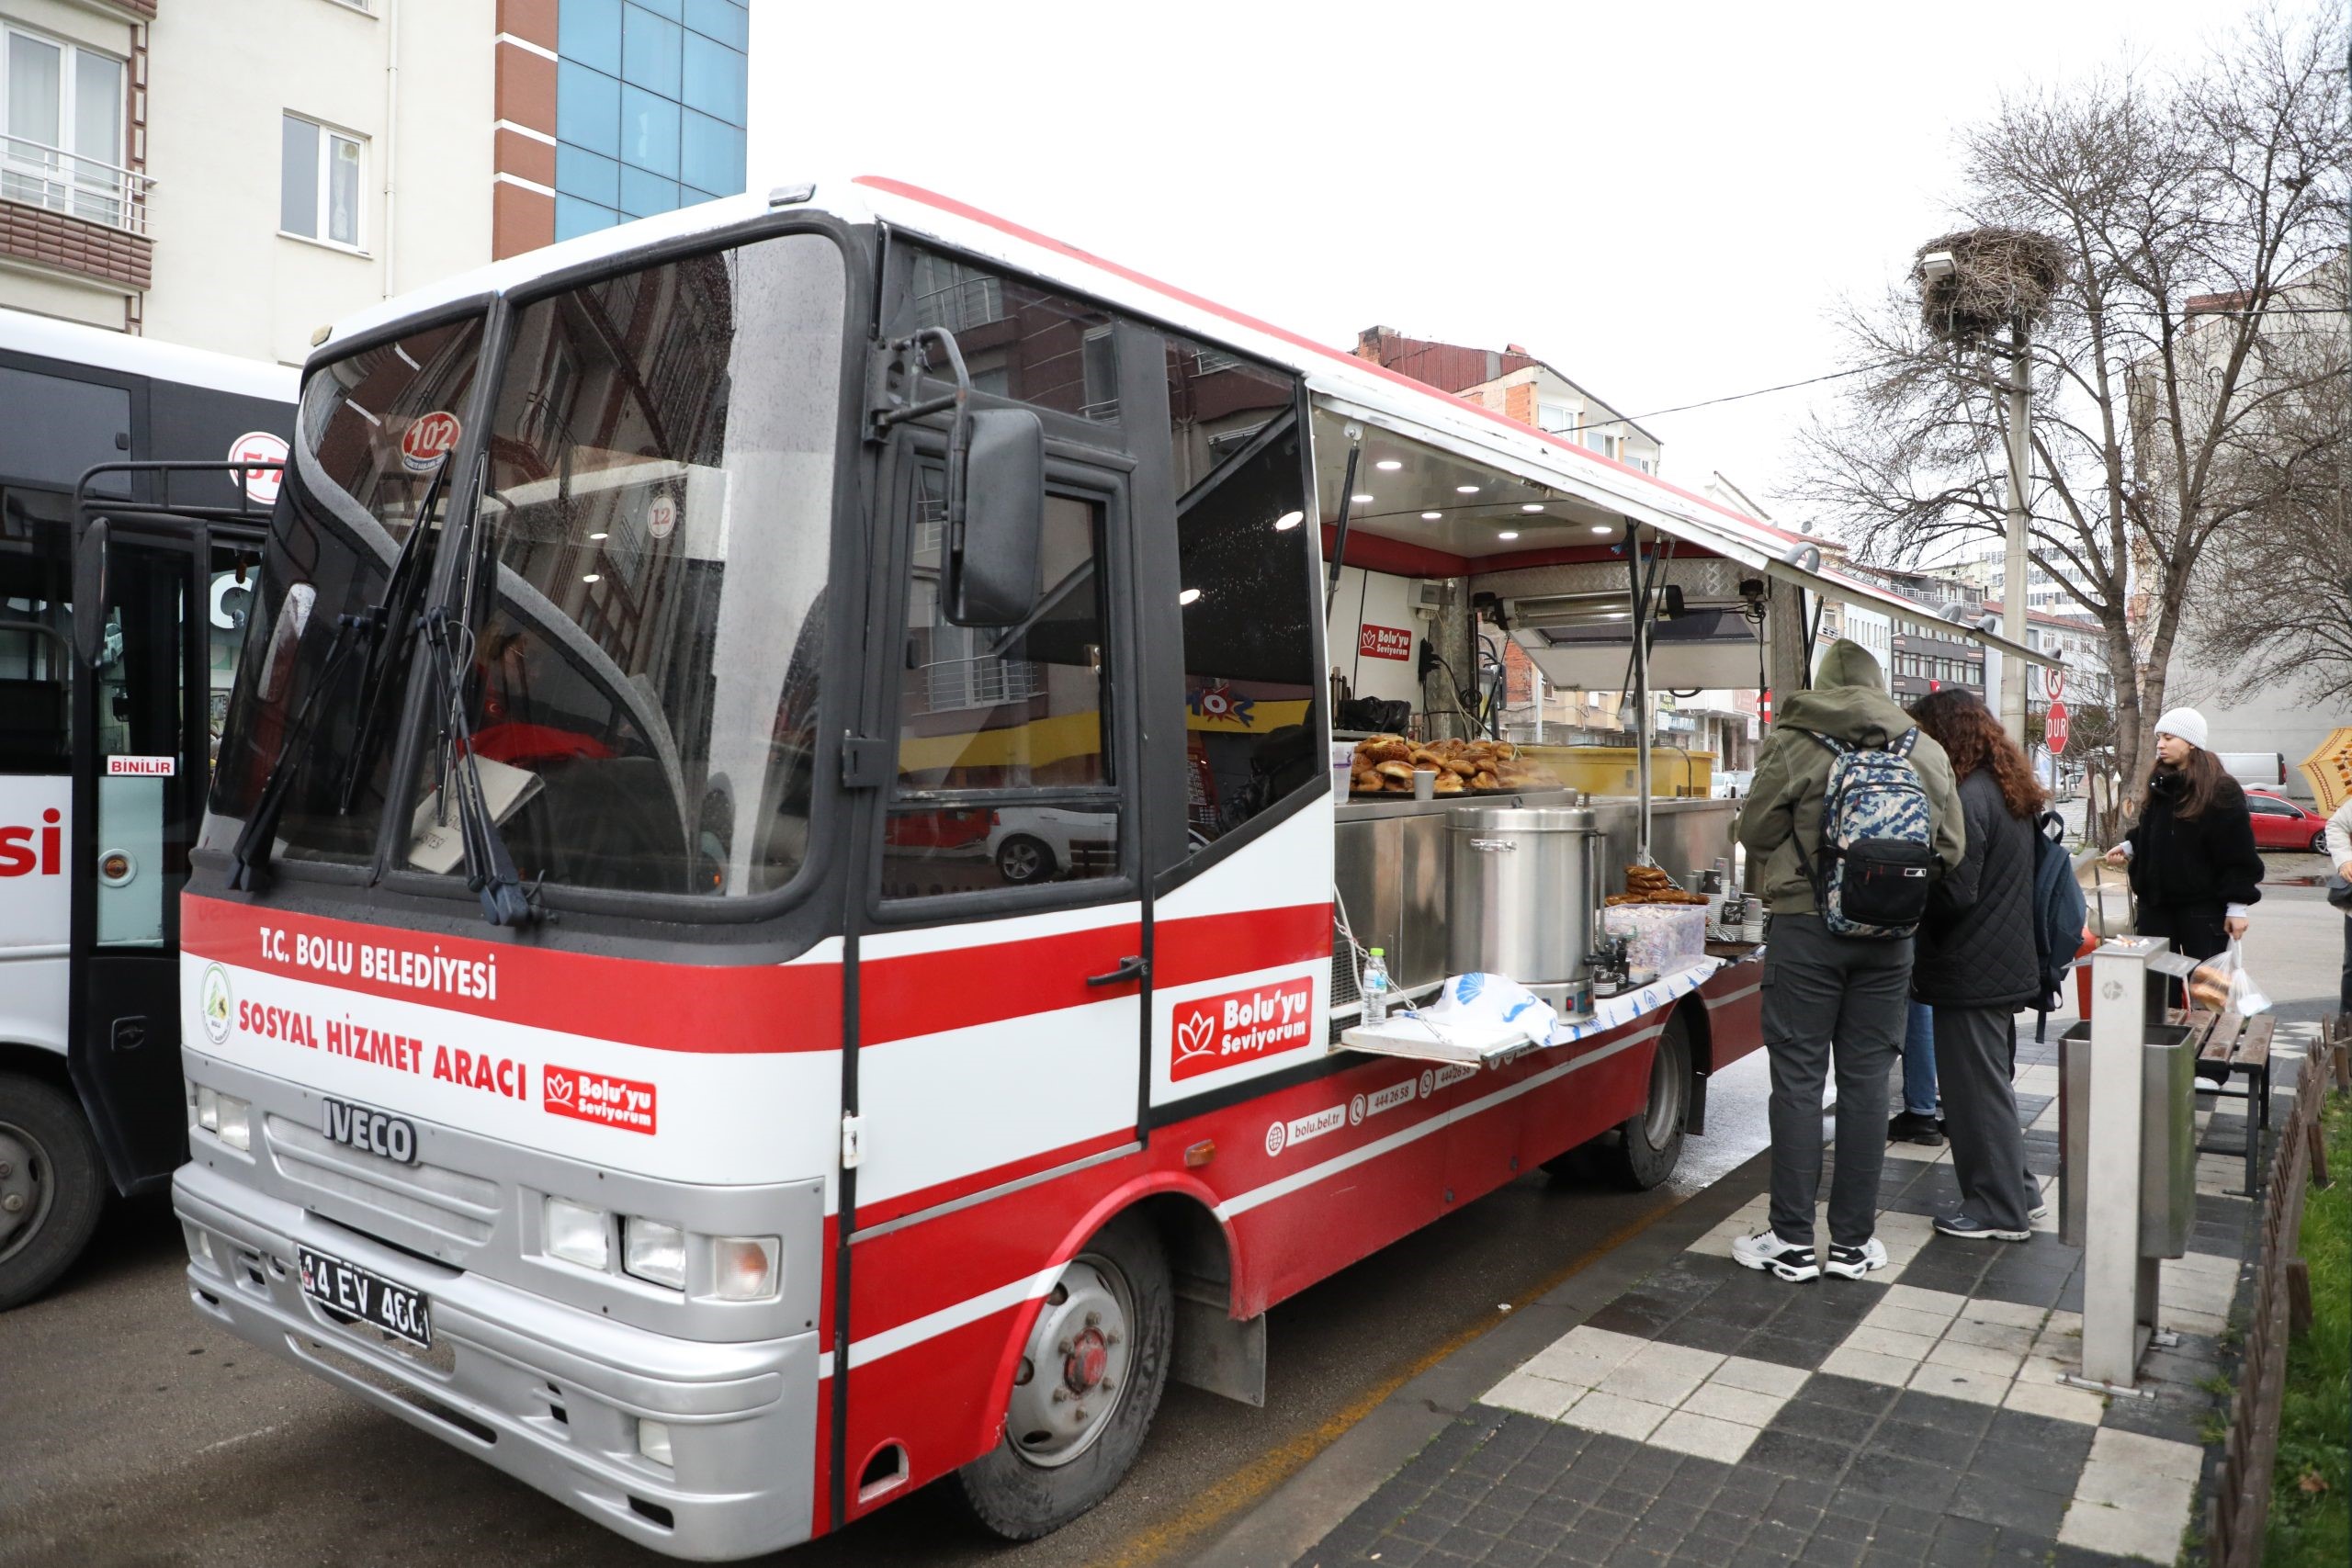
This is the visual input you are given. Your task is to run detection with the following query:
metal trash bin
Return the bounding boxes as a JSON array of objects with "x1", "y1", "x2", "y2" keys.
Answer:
[{"x1": 2058, "y1": 1021, "x2": 2196, "y2": 1258}]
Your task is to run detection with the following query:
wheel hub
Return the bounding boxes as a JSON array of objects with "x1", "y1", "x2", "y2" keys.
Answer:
[
  {"x1": 1005, "y1": 1257, "x2": 1133, "y2": 1468},
  {"x1": 0, "y1": 1124, "x2": 50, "y2": 1261},
  {"x1": 1063, "y1": 1326, "x2": 1110, "y2": 1393}
]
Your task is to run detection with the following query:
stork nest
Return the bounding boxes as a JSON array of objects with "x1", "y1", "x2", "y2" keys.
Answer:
[{"x1": 1915, "y1": 227, "x2": 2071, "y2": 345}]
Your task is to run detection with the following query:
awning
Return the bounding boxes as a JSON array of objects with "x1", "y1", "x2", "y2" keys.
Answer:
[{"x1": 1305, "y1": 387, "x2": 2054, "y2": 670}]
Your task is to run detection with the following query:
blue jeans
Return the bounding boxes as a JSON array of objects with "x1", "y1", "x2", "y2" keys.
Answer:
[{"x1": 1901, "y1": 999, "x2": 1938, "y2": 1116}]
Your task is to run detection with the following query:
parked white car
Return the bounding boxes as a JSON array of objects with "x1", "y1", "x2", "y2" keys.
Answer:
[
  {"x1": 1710, "y1": 769, "x2": 1755, "y2": 801},
  {"x1": 988, "y1": 807, "x2": 1118, "y2": 884}
]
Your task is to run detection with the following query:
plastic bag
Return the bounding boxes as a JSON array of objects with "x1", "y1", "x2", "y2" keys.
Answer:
[
  {"x1": 2188, "y1": 940, "x2": 2271, "y2": 1017},
  {"x1": 1422, "y1": 973, "x2": 1559, "y2": 1048}
]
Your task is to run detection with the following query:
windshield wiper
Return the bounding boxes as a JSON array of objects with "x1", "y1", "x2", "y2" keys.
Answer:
[
  {"x1": 418, "y1": 603, "x2": 538, "y2": 927},
  {"x1": 227, "y1": 461, "x2": 456, "y2": 892},
  {"x1": 226, "y1": 613, "x2": 367, "y2": 893}
]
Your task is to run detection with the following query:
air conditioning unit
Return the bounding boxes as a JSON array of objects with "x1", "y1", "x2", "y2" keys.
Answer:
[{"x1": 1409, "y1": 579, "x2": 1446, "y2": 616}]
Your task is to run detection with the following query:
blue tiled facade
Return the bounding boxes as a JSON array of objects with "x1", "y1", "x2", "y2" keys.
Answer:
[{"x1": 554, "y1": 0, "x2": 750, "y2": 242}]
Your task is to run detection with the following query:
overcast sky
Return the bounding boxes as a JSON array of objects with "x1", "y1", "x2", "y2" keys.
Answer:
[{"x1": 748, "y1": 0, "x2": 2234, "y2": 521}]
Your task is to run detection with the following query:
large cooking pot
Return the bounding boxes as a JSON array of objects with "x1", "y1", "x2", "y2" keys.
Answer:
[{"x1": 1446, "y1": 807, "x2": 1603, "y2": 987}]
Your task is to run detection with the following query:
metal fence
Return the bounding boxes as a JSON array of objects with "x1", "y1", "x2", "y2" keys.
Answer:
[{"x1": 2205, "y1": 1016, "x2": 2347, "y2": 1568}]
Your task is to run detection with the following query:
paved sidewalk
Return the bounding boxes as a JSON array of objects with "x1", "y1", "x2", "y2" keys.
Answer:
[{"x1": 1289, "y1": 1023, "x2": 2312, "y2": 1568}]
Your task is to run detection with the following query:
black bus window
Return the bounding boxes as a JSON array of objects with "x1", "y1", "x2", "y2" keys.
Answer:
[
  {"x1": 0, "y1": 541, "x2": 70, "y2": 774},
  {"x1": 884, "y1": 468, "x2": 1118, "y2": 898},
  {"x1": 1161, "y1": 336, "x2": 1317, "y2": 847}
]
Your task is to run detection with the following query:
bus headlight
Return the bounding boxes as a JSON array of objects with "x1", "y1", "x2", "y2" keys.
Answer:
[
  {"x1": 622, "y1": 1218, "x2": 686, "y2": 1291},
  {"x1": 216, "y1": 1095, "x2": 252, "y2": 1151},
  {"x1": 704, "y1": 1236, "x2": 780, "y2": 1303},
  {"x1": 195, "y1": 1086, "x2": 252, "y2": 1150},
  {"x1": 544, "y1": 1197, "x2": 610, "y2": 1270}
]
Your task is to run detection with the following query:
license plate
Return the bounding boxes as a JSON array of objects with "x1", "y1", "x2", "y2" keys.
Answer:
[
  {"x1": 322, "y1": 1098, "x2": 418, "y2": 1165},
  {"x1": 298, "y1": 1246, "x2": 433, "y2": 1348}
]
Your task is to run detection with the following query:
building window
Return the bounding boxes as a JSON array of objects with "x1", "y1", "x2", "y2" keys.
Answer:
[
  {"x1": 2, "y1": 28, "x2": 129, "y2": 228},
  {"x1": 554, "y1": 0, "x2": 746, "y2": 239},
  {"x1": 280, "y1": 114, "x2": 363, "y2": 248},
  {"x1": 1538, "y1": 400, "x2": 1576, "y2": 434}
]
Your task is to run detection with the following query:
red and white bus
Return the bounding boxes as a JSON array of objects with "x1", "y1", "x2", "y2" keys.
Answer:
[{"x1": 152, "y1": 178, "x2": 1980, "y2": 1560}]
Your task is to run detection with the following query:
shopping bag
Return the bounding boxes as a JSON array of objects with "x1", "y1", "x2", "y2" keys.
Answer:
[
  {"x1": 2078, "y1": 852, "x2": 2134, "y2": 938},
  {"x1": 2188, "y1": 940, "x2": 2272, "y2": 1017}
]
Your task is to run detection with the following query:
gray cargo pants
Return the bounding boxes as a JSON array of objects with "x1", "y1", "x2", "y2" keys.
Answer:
[
  {"x1": 1932, "y1": 1005, "x2": 2034, "y2": 1232},
  {"x1": 1761, "y1": 913, "x2": 1912, "y2": 1248}
]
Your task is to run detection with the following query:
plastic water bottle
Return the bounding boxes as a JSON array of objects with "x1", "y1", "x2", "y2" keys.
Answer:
[{"x1": 1361, "y1": 948, "x2": 1393, "y2": 1024}]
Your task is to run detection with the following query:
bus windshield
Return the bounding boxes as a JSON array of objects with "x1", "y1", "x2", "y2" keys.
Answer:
[
  {"x1": 205, "y1": 231, "x2": 848, "y2": 903},
  {"x1": 203, "y1": 314, "x2": 485, "y2": 868}
]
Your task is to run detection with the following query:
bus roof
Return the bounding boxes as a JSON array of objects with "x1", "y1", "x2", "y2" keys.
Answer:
[
  {"x1": 314, "y1": 179, "x2": 2051, "y2": 669},
  {"x1": 0, "y1": 307, "x2": 298, "y2": 405}
]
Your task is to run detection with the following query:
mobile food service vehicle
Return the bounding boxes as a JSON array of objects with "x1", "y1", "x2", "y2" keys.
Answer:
[
  {"x1": 0, "y1": 309, "x2": 294, "y2": 1308},
  {"x1": 133, "y1": 179, "x2": 2045, "y2": 1558}
]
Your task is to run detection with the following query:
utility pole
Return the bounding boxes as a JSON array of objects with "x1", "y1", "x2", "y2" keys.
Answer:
[{"x1": 2000, "y1": 317, "x2": 2031, "y2": 744}]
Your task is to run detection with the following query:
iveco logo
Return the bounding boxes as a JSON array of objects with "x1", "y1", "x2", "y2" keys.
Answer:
[{"x1": 200, "y1": 964, "x2": 232, "y2": 1046}]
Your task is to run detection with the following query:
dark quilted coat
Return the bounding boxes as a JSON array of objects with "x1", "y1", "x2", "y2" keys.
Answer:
[{"x1": 1912, "y1": 768, "x2": 2039, "y2": 1008}]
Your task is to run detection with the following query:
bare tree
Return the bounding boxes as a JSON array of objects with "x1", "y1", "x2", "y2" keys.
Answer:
[
  {"x1": 1794, "y1": 5, "x2": 2348, "y2": 828},
  {"x1": 2185, "y1": 257, "x2": 2352, "y2": 701}
]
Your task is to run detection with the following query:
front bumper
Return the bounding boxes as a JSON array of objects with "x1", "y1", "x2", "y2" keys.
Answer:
[{"x1": 174, "y1": 1161, "x2": 819, "y2": 1562}]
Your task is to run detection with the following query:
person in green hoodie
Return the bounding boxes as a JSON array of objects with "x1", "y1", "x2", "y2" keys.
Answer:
[{"x1": 1730, "y1": 640, "x2": 1965, "y2": 1281}]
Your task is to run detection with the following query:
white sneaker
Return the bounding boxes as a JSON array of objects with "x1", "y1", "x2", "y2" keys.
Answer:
[
  {"x1": 1824, "y1": 1237, "x2": 1889, "y2": 1279},
  {"x1": 2028, "y1": 1196, "x2": 2052, "y2": 1222},
  {"x1": 1732, "y1": 1230, "x2": 1821, "y2": 1282}
]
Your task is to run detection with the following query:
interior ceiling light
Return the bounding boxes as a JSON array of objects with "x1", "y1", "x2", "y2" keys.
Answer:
[
  {"x1": 1179, "y1": 587, "x2": 1202, "y2": 605},
  {"x1": 1498, "y1": 531, "x2": 1520, "y2": 541},
  {"x1": 588, "y1": 531, "x2": 609, "y2": 541},
  {"x1": 582, "y1": 573, "x2": 602, "y2": 583},
  {"x1": 1273, "y1": 510, "x2": 1304, "y2": 530},
  {"x1": 1521, "y1": 503, "x2": 1545, "y2": 513},
  {"x1": 1420, "y1": 511, "x2": 1443, "y2": 520},
  {"x1": 1456, "y1": 484, "x2": 1480, "y2": 494},
  {"x1": 1351, "y1": 493, "x2": 1374, "y2": 504},
  {"x1": 1590, "y1": 525, "x2": 1612, "y2": 535},
  {"x1": 1374, "y1": 458, "x2": 1402, "y2": 471}
]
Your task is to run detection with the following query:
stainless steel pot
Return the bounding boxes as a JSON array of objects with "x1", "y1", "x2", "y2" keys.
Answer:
[{"x1": 1446, "y1": 807, "x2": 1603, "y2": 987}]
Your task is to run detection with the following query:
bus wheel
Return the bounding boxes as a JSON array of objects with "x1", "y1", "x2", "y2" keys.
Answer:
[
  {"x1": 1609, "y1": 1012, "x2": 1692, "y2": 1190},
  {"x1": 956, "y1": 1213, "x2": 1172, "y2": 1540},
  {"x1": 0, "y1": 1074, "x2": 106, "y2": 1312}
]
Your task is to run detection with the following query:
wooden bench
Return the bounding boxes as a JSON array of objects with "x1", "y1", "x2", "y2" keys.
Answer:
[{"x1": 2167, "y1": 1008, "x2": 2277, "y2": 1195}]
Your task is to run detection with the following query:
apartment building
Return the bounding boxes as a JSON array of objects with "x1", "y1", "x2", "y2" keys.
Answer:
[
  {"x1": 1353, "y1": 326, "x2": 1664, "y2": 475},
  {"x1": 0, "y1": 0, "x2": 748, "y2": 364}
]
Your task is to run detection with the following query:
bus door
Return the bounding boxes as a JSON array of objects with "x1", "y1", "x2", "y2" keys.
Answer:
[
  {"x1": 836, "y1": 438, "x2": 1148, "y2": 1491},
  {"x1": 67, "y1": 522, "x2": 258, "y2": 1190}
]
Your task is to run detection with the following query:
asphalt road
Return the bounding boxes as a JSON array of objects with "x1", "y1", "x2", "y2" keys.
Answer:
[{"x1": 0, "y1": 1054, "x2": 1773, "y2": 1568}]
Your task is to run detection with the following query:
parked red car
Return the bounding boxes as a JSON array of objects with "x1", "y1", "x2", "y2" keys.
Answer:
[{"x1": 2245, "y1": 788, "x2": 2332, "y2": 853}]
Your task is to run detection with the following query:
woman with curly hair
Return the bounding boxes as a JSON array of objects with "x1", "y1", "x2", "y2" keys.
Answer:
[{"x1": 1906, "y1": 688, "x2": 2045, "y2": 1241}]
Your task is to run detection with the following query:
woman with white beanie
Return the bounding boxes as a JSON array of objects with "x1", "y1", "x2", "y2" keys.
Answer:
[{"x1": 2102, "y1": 708, "x2": 2264, "y2": 1025}]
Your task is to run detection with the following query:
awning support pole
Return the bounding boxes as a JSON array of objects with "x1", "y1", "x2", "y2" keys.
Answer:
[
  {"x1": 1626, "y1": 528, "x2": 1652, "y2": 865},
  {"x1": 1322, "y1": 427, "x2": 1363, "y2": 620}
]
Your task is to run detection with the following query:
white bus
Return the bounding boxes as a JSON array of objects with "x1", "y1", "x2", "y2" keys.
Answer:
[
  {"x1": 0, "y1": 309, "x2": 295, "y2": 1308},
  {"x1": 155, "y1": 180, "x2": 2041, "y2": 1559}
]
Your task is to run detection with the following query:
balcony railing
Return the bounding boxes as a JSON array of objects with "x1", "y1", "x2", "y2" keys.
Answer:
[
  {"x1": 0, "y1": 133, "x2": 152, "y2": 235},
  {"x1": 924, "y1": 653, "x2": 1043, "y2": 713}
]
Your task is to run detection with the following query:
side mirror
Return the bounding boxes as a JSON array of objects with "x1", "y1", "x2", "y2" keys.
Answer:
[
  {"x1": 945, "y1": 408, "x2": 1045, "y2": 627},
  {"x1": 74, "y1": 515, "x2": 112, "y2": 666}
]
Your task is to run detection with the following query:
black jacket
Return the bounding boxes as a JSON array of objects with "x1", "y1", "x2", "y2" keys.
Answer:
[
  {"x1": 2127, "y1": 770, "x2": 2264, "y2": 913},
  {"x1": 1913, "y1": 769, "x2": 2040, "y2": 1008}
]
